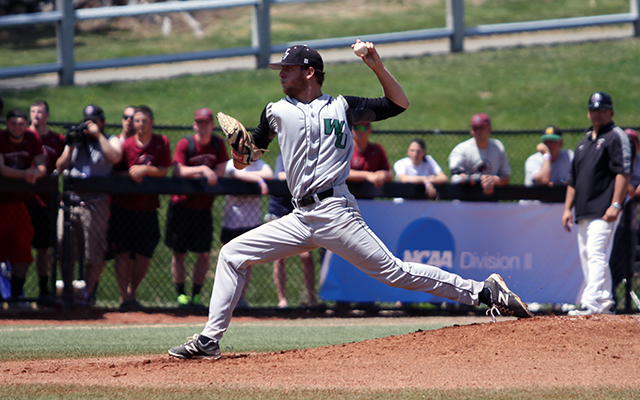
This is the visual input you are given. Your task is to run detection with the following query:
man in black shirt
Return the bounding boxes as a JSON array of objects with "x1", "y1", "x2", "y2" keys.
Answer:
[{"x1": 562, "y1": 92, "x2": 632, "y2": 316}]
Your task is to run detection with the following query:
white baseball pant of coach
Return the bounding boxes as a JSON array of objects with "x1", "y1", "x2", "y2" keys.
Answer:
[
  {"x1": 576, "y1": 216, "x2": 621, "y2": 313},
  {"x1": 201, "y1": 184, "x2": 485, "y2": 341}
]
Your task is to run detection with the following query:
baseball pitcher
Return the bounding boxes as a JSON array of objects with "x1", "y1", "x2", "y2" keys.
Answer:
[{"x1": 169, "y1": 42, "x2": 532, "y2": 360}]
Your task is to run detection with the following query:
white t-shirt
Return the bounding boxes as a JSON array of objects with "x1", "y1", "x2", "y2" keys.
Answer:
[
  {"x1": 448, "y1": 138, "x2": 511, "y2": 183},
  {"x1": 222, "y1": 159, "x2": 270, "y2": 229},
  {"x1": 393, "y1": 155, "x2": 443, "y2": 180},
  {"x1": 524, "y1": 149, "x2": 574, "y2": 187}
]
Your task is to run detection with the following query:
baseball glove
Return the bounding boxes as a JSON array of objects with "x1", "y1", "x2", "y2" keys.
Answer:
[{"x1": 216, "y1": 112, "x2": 265, "y2": 165}]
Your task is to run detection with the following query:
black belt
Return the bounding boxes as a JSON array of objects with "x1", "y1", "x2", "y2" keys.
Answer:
[{"x1": 294, "y1": 188, "x2": 334, "y2": 208}]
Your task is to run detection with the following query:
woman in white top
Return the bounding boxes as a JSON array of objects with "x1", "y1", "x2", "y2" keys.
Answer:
[{"x1": 394, "y1": 138, "x2": 448, "y2": 198}]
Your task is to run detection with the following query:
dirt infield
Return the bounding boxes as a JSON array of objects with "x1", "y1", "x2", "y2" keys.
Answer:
[{"x1": 2, "y1": 313, "x2": 640, "y2": 390}]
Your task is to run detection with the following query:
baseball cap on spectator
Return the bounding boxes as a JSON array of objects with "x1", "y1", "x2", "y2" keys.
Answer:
[
  {"x1": 83, "y1": 104, "x2": 105, "y2": 121},
  {"x1": 540, "y1": 125, "x2": 563, "y2": 142},
  {"x1": 194, "y1": 108, "x2": 213, "y2": 122},
  {"x1": 268, "y1": 45, "x2": 324, "y2": 72},
  {"x1": 6, "y1": 108, "x2": 28, "y2": 120},
  {"x1": 588, "y1": 92, "x2": 613, "y2": 110},
  {"x1": 470, "y1": 113, "x2": 491, "y2": 127}
]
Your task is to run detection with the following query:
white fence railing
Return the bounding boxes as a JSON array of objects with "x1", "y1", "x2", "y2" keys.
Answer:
[{"x1": 1, "y1": 0, "x2": 638, "y2": 86}]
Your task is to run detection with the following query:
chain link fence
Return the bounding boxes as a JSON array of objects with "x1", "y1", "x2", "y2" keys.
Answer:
[{"x1": 2, "y1": 122, "x2": 639, "y2": 312}]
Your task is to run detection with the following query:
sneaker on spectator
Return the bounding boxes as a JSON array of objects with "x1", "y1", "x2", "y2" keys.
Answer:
[
  {"x1": 8, "y1": 297, "x2": 32, "y2": 309},
  {"x1": 191, "y1": 294, "x2": 204, "y2": 307},
  {"x1": 37, "y1": 294, "x2": 62, "y2": 308},
  {"x1": 177, "y1": 294, "x2": 191, "y2": 307},
  {"x1": 119, "y1": 299, "x2": 144, "y2": 312}
]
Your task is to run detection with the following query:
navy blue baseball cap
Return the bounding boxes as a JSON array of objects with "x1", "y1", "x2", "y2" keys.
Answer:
[
  {"x1": 588, "y1": 92, "x2": 613, "y2": 110},
  {"x1": 268, "y1": 45, "x2": 324, "y2": 72},
  {"x1": 83, "y1": 104, "x2": 105, "y2": 121}
]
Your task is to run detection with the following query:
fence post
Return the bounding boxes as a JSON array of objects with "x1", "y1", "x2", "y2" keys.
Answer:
[
  {"x1": 632, "y1": 0, "x2": 640, "y2": 37},
  {"x1": 252, "y1": 0, "x2": 272, "y2": 69},
  {"x1": 55, "y1": 0, "x2": 75, "y2": 86},
  {"x1": 447, "y1": 0, "x2": 464, "y2": 53}
]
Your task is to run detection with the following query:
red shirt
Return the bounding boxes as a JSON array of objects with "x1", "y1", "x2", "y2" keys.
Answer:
[
  {"x1": 29, "y1": 128, "x2": 65, "y2": 174},
  {"x1": 112, "y1": 134, "x2": 172, "y2": 212},
  {"x1": 171, "y1": 135, "x2": 229, "y2": 209},
  {"x1": 0, "y1": 129, "x2": 44, "y2": 202},
  {"x1": 28, "y1": 128, "x2": 65, "y2": 206},
  {"x1": 350, "y1": 142, "x2": 390, "y2": 172}
]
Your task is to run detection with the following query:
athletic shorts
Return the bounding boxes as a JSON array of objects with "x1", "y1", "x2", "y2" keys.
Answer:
[
  {"x1": 220, "y1": 226, "x2": 258, "y2": 245},
  {"x1": 28, "y1": 204, "x2": 58, "y2": 250},
  {"x1": 165, "y1": 202, "x2": 213, "y2": 254},
  {"x1": 107, "y1": 206, "x2": 159, "y2": 259},
  {"x1": 0, "y1": 202, "x2": 34, "y2": 264}
]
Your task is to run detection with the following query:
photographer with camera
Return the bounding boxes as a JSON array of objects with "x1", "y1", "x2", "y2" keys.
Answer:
[
  {"x1": 448, "y1": 113, "x2": 511, "y2": 195},
  {"x1": 55, "y1": 104, "x2": 122, "y2": 305}
]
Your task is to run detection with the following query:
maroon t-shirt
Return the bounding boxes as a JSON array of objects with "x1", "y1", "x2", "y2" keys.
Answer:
[
  {"x1": 0, "y1": 129, "x2": 44, "y2": 202},
  {"x1": 350, "y1": 142, "x2": 390, "y2": 172},
  {"x1": 28, "y1": 128, "x2": 65, "y2": 206},
  {"x1": 170, "y1": 135, "x2": 229, "y2": 209},
  {"x1": 29, "y1": 128, "x2": 65, "y2": 174},
  {"x1": 111, "y1": 134, "x2": 172, "y2": 212}
]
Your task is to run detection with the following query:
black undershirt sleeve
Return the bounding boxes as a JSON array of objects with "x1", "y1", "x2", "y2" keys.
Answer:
[{"x1": 344, "y1": 95, "x2": 407, "y2": 124}]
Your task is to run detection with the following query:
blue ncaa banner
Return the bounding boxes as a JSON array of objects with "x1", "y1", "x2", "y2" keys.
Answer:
[{"x1": 319, "y1": 200, "x2": 583, "y2": 304}]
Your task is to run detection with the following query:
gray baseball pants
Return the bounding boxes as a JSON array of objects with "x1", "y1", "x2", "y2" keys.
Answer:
[{"x1": 201, "y1": 186, "x2": 484, "y2": 341}]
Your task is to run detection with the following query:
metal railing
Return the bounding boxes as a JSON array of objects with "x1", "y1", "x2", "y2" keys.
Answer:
[{"x1": 0, "y1": 0, "x2": 639, "y2": 85}]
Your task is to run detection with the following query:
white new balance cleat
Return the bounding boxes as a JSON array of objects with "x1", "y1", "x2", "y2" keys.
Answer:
[
  {"x1": 483, "y1": 273, "x2": 533, "y2": 320},
  {"x1": 168, "y1": 334, "x2": 221, "y2": 360}
]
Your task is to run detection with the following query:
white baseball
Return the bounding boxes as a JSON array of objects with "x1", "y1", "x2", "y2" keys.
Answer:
[{"x1": 353, "y1": 42, "x2": 368, "y2": 57}]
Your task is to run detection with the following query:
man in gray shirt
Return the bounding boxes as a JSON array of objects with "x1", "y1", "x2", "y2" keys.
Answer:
[
  {"x1": 524, "y1": 125, "x2": 573, "y2": 187},
  {"x1": 56, "y1": 105, "x2": 122, "y2": 305},
  {"x1": 448, "y1": 113, "x2": 511, "y2": 194}
]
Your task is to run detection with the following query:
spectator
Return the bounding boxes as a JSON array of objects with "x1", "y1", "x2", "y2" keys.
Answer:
[
  {"x1": 109, "y1": 105, "x2": 172, "y2": 311},
  {"x1": 524, "y1": 125, "x2": 573, "y2": 187},
  {"x1": 448, "y1": 113, "x2": 511, "y2": 195},
  {"x1": 393, "y1": 138, "x2": 448, "y2": 198},
  {"x1": 165, "y1": 108, "x2": 228, "y2": 308},
  {"x1": 117, "y1": 106, "x2": 137, "y2": 142},
  {"x1": 347, "y1": 122, "x2": 392, "y2": 188},
  {"x1": 26, "y1": 100, "x2": 65, "y2": 304},
  {"x1": 265, "y1": 154, "x2": 317, "y2": 309},
  {"x1": 56, "y1": 104, "x2": 122, "y2": 305},
  {"x1": 0, "y1": 109, "x2": 46, "y2": 306},
  {"x1": 562, "y1": 92, "x2": 632, "y2": 316},
  {"x1": 608, "y1": 128, "x2": 640, "y2": 304},
  {"x1": 104, "y1": 105, "x2": 141, "y2": 265},
  {"x1": 221, "y1": 157, "x2": 273, "y2": 307}
]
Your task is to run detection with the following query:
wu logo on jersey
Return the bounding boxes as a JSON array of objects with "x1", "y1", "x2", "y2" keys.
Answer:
[{"x1": 324, "y1": 119, "x2": 347, "y2": 149}]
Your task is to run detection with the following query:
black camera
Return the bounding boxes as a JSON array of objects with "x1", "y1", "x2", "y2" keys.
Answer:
[{"x1": 65, "y1": 121, "x2": 89, "y2": 147}]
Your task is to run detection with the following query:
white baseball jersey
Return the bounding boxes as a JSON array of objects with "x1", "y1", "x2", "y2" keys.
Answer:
[{"x1": 265, "y1": 94, "x2": 352, "y2": 200}]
